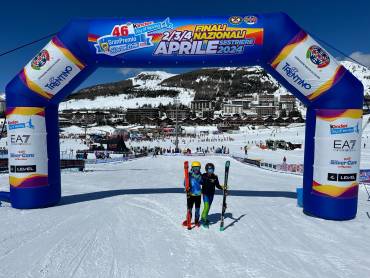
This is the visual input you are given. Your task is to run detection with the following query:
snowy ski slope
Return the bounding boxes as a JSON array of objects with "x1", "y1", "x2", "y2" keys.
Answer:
[{"x1": 1, "y1": 156, "x2": 370, "y2": 278}]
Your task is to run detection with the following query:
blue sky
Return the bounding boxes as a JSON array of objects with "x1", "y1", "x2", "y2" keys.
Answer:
[{"x1": 0, "y1": 0, "x2": 369, "y2": 93}]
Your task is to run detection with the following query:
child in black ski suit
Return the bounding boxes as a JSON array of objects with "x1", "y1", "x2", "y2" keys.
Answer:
[{"x1": 201, "y1": 163, "x2": 223, "y2": 225}]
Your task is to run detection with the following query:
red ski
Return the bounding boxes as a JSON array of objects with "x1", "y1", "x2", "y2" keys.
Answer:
[{"x1": 184, "y1": 161, "x2": 192, "y2": 230}]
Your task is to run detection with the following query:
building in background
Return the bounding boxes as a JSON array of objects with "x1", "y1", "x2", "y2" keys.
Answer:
[
  {"x1": 166, "y1": 108, "x2": 190, "y2": 121},
  {"x1": 254, "y1": 106, "x2": 276, "y2": 117},
  {"x1": 258, "y1": 94, "x2": 275, "y2": 107},
  {"x1": 56, "y1": 90, "x2": 303, "y2": 128},
  {"x1": 222, "y1": 103, "x2": 243, "y2": 115},
  {"x1": 279, "y1": 94, "x2": 296, "y2": 115},
  {"x1": 126, "y1": 107, "x2": 159, "y2": 124},
  {"x1": 230, "y1": 96, "x2": 253, "y2": 110},
  {"x1": 191, "y1": 100, "x2": 216, "y2": 116}
]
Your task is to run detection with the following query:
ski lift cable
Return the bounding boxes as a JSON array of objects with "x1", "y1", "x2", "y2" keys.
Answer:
[{"x1": 0, "y1": 32, "x2": 57, "y2": 58}]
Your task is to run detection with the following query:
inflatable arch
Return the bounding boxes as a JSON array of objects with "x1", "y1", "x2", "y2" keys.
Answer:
[{"x1": 5, "y1": 13, "x2": 363, "y2": 220}]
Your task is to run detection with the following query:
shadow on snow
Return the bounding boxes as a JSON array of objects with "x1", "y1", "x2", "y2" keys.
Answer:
[
  {"x1": 59, "y1": 188, "x2": 296, "y2": 206},
  {"x1": 207, "y1": 212, "x2": 247, "y2": 230}
]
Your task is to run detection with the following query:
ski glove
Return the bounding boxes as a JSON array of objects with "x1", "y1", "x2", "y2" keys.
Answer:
[{"x1": 221, "y1": 185, "x2": 228, "y2": 195}]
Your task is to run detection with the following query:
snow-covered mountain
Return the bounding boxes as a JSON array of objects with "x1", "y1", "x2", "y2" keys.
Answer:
[
  {"x1": 61, "y1": 71, "x2": 194, "y2": 110},
  {"x1": 61, "y1": 61, "x2": 370, "y2": 111},
  {"x1": 341, "y1": 61, "x2": 370, "y2": 95}
]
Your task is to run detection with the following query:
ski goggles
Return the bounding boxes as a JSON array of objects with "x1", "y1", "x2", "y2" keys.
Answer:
[
  {"x1": 192, "y1": 166, "x2": 201, "y2": 172},
  {"x1": 206, "y1": 168, "x2": 214, "y2": 174}
]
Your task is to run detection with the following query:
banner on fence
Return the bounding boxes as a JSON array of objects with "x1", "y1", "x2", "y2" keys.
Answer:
[{"x1": 360, "y1": 169, "x2": 370, "y2": 184}]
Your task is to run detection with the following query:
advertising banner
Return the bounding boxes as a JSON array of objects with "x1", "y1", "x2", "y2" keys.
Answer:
[
  {"x1": 312, "y1": 109, "x2": 362, "y2": 198},
  {"x1": 276, "y1": 163, "x2": 304, "y2": 174},
  {"x1": 21, "y1": 37, "x2": 85, "y2": 99},
  {"x1": 271, "y1": 32, "x2": 346, "y2": 101},
  {"x1": 6, "y1": 107, "x2": 48, "y2": 188},
  {"x1": 88, "y1": 16, "x2": 264, "y2": 61},
  {"x1": 360, "y1": 169, "x2": 370, "y2": 184}
]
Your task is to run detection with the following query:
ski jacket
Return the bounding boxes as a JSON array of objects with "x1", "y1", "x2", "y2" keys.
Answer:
[
  {"x1": 201, "y1": 173, "x2": 222, "y2": 196},
  {"x1": 185, "y1": 171, "x2": 202, "y2": 196}
]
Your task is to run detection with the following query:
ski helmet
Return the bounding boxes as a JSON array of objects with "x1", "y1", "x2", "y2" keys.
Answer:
[
  {"x1": 191, "y1": 161, "x2": 201, "y2": 168},
  {"x1": 205, "y1": 163, "x2": 215, "y2": 173}
]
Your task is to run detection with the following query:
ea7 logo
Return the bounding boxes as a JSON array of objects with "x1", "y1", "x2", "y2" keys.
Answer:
[
  {"x1": 10, "y1": 134, "x2": 31, "y2": 145},
  {"x1": 333, "y1": 139, "x2": 356, "y2": 151}
]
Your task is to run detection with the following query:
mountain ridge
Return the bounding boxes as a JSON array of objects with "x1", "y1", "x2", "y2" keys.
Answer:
[{"x1": 53, "y1": 61, "x2": 370, "y2": 111}]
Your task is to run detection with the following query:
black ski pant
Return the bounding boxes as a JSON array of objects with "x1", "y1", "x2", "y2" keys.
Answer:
[{"x1": 187, "y1": 195, "x2": 201, "y2": 221}]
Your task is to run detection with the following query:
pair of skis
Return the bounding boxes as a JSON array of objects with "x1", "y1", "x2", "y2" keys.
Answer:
[
  {"x1": 184, "y1": 161, "x2": 192, "y2": 230},
  {"x1": 183, "y1": 160, "x2": 230, "y2": 231},
  {"x1": 220, "y1": 160, "x2": 230, "y2": 231}
]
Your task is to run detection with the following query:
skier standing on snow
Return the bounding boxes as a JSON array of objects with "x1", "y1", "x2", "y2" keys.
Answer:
[
  {"x1": 183, "y1": 161, "x2": 202, "y2": 228},
  {"x1": 201, "y1": 163, "x2": 223, "y2": 228}
]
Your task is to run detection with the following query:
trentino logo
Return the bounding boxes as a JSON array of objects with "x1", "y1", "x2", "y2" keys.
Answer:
[
  {"x1": 281, "y1": 62, "x2": 312, "y2": 90},
  {"x1": 44, "y1": 66, "x2": 73, "y2": 91}
]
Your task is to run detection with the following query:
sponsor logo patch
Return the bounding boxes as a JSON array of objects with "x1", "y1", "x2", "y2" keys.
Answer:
[
  {"x1": 229, "y1": 16, "x2": 242, "y2": 25},
  {"x1": 8, "y1": 119, "x2": 34, "y2": 130},
  {"x1": 10, "y1": 134, "x2": 31, "y2": 145},
  {"x1": 328, "y1": 173, "x2": 357, "y2": 182},
  {"x1": 333, "y1": 139, "x2": 357, "y2": 152},
  {"x1": 330, "y1": 156, "x2": 357, "y2": 168},
  {"x1": 31, "y1": 49, "x2": 50, "y2": 70},
  {"x1": 330, "y1": 123, "x2": 359, "y2": 135},
  {"x1": 306, "y1": 45, "x2": 330, "y2": 69},
  {"x1": 10, "y1": 151, "x2": 35, "y2": 160},
  {"x1": 244, "y1": 16, "x2": 258, "y2": 25},
  {"x1": 10, "y1": 165, "x2": 36, "y2": 173}
]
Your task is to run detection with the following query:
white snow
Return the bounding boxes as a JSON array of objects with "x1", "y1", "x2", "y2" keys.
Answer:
[
  {"x1": 61, "y1": 125, "x2": 116, "y2": 136},
  {"x1": 1, "y1": 155, "x2": 370, "y2": 277},
  {"x1": 195, "y1": 76, "x2": 209, "y2": 83},
  {"x1": 60, "y1": 90, "x2": 194, "y2": 110},
  {"x1": 181, "y1": 125, "x2": 219, "y2": 135},
  {"x1": 130, "y1": 71, "x2": 176, "y2": 87},
  {"x1": 1, "y1": 61, "x2": 370, "y2": 277},
  {"x1": 1, "y1": 120, "x2": 370, "y2": 277},
  {"x1": 61, "y1": 71, "x2": 194, "y2": 110}
]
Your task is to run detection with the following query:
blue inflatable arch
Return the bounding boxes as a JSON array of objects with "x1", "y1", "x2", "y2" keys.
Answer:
[{"x1": 5, "y1": 13, "x2": 363, "y2": 220}]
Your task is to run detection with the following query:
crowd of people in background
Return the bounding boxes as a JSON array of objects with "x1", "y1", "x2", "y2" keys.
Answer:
[
  {"x1": 132, "y1": 145, "x2": 230, "y2": 157},
  {"x1": 58, "y1": 130, "x2": 370, "y2": 161}
]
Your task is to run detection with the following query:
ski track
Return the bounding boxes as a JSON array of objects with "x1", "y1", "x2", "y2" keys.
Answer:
[{"x1": 1, "y1": 156, "x2": 370, "y2": 277}]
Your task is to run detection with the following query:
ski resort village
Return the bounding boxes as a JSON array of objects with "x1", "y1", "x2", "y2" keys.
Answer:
[{"x1": 1, "y1": 4, "x2": 370, "y2": 278}]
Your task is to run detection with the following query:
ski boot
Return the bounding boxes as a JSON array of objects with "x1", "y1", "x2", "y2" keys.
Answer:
[
  {"x1": 182, "y1": 219, "x2": 193, "y2": 230},
  {"x1": 182, "y1": 210, "x2": 192, "y2": 230},
  {"x1": 194, "y1": 218, "x2": 200, "y2": 228},
  {"x1": 201, "y1": 219, "x2": 210, "y2": 229}
]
